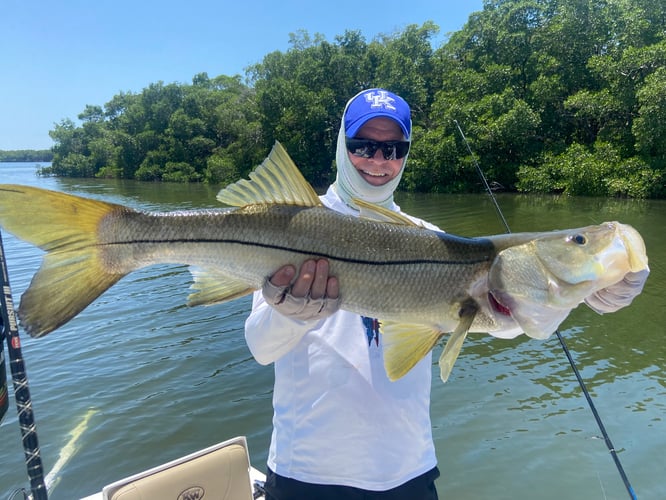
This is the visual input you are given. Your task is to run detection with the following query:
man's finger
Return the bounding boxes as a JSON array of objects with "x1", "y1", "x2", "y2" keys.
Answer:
[
  {"x1": 291, "y1": 260, "x2": 316, "y2": 297},
  {"x1": 270, "y1": 265, "x2": 296, "y2": 287}
]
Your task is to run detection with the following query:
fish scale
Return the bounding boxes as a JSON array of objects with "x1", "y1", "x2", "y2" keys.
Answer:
[{"x1": 98, "y1": 203, "x2": 497, "y2": 327}]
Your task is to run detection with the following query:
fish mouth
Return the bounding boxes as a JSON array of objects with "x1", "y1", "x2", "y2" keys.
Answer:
[{"x1": 488, "y1": 291, "x2": 512, "y2": 316}]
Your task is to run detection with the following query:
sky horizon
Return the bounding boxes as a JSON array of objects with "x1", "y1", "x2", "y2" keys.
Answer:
[{"x1": 2, "y1": 1, "x2": 483, "y2": 150}]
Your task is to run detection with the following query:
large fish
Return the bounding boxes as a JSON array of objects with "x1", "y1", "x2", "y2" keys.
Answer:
[{"x1": 0, "y1": 143, "x2": 650, "y2": 382}]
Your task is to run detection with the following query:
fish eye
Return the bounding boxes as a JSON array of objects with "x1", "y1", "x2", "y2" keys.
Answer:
[{"x1": 569, "y1": 234, "x2": 587, "y2": 245}]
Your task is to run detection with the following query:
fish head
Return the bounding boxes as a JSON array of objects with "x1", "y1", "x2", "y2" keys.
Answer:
[{"x1": 488, "y1": 222, "x2": 649, "y2": 339}]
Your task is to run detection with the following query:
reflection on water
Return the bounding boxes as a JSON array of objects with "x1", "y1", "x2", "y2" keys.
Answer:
[{"x1": 0, "y1": 163, "x2": 664, "y2": 499}]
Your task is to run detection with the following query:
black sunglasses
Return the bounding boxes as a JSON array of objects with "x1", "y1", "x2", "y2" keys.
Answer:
[{"x1": 345, "y1": 138, "x2": 410, "y2": 160}]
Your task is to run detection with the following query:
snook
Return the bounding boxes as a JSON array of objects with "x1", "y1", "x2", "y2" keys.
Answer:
[{"x1": 0, "y1": 143, "x2": 650, "y2": 381}]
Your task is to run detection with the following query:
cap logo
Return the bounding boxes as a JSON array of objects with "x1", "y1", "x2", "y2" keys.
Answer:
[{"x1": 365, "y1": 90, "x2": 396, "y2": 111}]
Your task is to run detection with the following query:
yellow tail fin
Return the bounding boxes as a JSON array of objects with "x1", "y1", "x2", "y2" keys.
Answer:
[{"x1": 0, "y1": 185, "x2": 129, "y2": 337}]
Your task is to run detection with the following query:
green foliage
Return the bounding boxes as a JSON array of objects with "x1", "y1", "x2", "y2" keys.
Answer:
[
  {"x1": 633, "y1": 65, "x2": 666, "y2": 159},
  {"x1": 51, "y1": 152, "x2": 95, "y2": 177},
  {"x1": 45, "y1": 0, "x2": 666, "y2": 198},
  {"x1": 205, "y1": 152, "x2": 240, "y2": 185},
  {"x1": 402, "y1": 129, "x2": 469, "y2": 193},
  {"x1": 517, "y1": 142, "x2": 663, "y2": 198},
  {"x1": 0, "y1": 149, "x2": 53, "y2": 162}
]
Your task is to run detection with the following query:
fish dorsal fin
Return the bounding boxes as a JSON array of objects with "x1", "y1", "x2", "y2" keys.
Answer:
[
  {"x1": 216, "y1": 141, "x2": 322, "y2": 208},
  {"x1": 353, "y1": 198, "x2": 420, "y2": 226},
  {"x1": 381, "y1": 321, "x2": 444, "y2": 381}
]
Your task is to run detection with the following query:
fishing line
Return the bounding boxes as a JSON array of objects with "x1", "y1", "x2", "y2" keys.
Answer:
[
  {"x1": 0, "y1": 230, "x2": 48, "y2": 500},
  {"x1": 454, "y1": 120, "x2": 638, "y2": 500},
  {"x1": 454, "y1": 121, "x2": 511, "y2": 234}
]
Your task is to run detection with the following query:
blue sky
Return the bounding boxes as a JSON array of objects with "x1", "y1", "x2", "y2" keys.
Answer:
[{"x1": 1, "y1": 0, "x2": 483, "y2": 150}]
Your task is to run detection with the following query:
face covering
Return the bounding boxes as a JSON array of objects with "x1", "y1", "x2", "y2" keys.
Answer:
[{"x1": 333, "y1": 117, "x2": 410, "y2": 210}]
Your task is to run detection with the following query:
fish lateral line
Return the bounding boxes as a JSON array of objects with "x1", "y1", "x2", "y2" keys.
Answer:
[{"x1": 100, "y1": 237, "x2": 493, "y2": 268}]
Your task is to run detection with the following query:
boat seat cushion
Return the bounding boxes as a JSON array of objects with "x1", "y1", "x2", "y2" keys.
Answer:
[{"x1": 103, "y1": 437, "x2": 253, "y2": 500}]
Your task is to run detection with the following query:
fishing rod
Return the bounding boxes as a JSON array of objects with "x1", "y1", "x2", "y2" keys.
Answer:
[
  {"x1": 0, "y1": 230, "x2": 48, "y2": 500},
  {"x1": 454, "y1": 120, "x2": 638, "y2": 500}
]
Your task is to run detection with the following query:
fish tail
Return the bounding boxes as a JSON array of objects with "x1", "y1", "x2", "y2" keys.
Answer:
[{"x1": 0, "y1": 185, "x2": 130, "y2": 337}]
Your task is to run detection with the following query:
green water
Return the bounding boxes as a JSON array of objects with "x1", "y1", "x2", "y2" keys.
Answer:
[{"x1": 0, "y1": 163, "x2": 664, "y2": 499}]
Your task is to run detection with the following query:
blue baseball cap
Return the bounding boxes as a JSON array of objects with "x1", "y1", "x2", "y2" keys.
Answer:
[{"x1": 344, "y1": 89, "x2": 411, "y2": 140}]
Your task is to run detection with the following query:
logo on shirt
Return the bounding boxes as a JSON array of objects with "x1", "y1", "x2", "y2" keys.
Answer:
[
  {"x1": 362, "y1": 316, "x2": 380, "y2": 346},
  {"x1": 365, "y1": 90, "x2": 396, "y2": 111}
]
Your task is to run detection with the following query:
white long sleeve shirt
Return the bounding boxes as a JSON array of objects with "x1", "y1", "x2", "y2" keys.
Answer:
[{"x1": 244, "y1": 186, "x2": 438, "y2": 490}]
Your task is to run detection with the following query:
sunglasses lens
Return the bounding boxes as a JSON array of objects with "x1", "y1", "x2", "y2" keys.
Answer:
[
  {"x1": 380, "y1": 142, "x2": 411, "y2": 160},
  {"x1": 346, "y1": 139, "x2": 377, "y2": 158},
  {"x1": 345, "y1": 139, "x2": 410, "y2": 160},
  {"x1": 392, "y1": 142, "x2": 410, "y2": 159}
]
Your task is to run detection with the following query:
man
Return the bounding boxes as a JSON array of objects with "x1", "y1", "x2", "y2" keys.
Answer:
[{"x1": 245, "y1": 89, "x2": 440, "y2": 499}]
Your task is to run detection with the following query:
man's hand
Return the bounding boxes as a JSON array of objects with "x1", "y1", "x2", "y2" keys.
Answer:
[{"x1": 262, "y1": 259, "x2": 341, "y2": 321}]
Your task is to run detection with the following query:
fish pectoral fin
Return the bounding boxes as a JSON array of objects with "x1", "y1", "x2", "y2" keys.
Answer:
[
  {"x1": 439, "y1": 298, "x2": 478, "y2": 383},
  {"x1": 438, "y1": 321, "x2": 471, "y2": 383},
  {"x1": 187, "y1": 269, "x2": 256, "y2": 306},
  {"x1": 216, "y1": 142, "x2": 322, "y2": 208},
  {"x1": 380, "y1": 321, "x2": 444, "y2": 382},
  {"x1": 354, "y1": 199, "x2": 421, "y2": 227}
]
